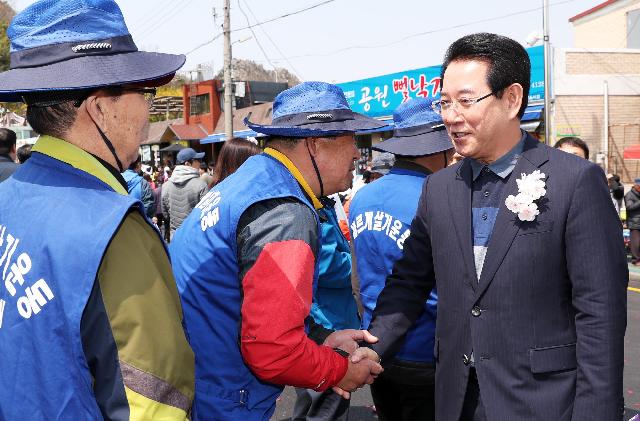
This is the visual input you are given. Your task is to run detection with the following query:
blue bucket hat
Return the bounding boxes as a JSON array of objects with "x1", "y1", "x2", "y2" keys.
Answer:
[
  {"x1": 373, "y1": 97, "x2": 453, "y2": 157},
  {"x1": 244, "y1": 81, "x2": 386, "y2": 137},
  {"x1": 0, "y1": 0, "x2": 185, "y2": 102}
]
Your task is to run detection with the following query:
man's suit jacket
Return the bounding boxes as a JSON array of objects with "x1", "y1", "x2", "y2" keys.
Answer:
[{"x1": 369, "y1": 135, "x2": 628, "y2": 421}]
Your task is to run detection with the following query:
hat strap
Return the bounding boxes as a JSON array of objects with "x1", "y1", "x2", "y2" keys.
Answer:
[
  {"x1": 94, "y1": 121, "x2": 124, "y2": 172},
  {"x1": 306, "y1": 140, "x2": 324, "y2": 199}
]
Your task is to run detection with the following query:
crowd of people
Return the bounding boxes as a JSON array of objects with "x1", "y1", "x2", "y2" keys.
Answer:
[{"x1": 0, "y1": 1, "x2": 632, "y2": 421}]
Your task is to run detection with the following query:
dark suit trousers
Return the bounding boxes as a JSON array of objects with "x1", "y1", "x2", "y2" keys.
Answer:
[
  {"x1": 459, "y1": 368, "x2": 487, "y2": 421},
  {"x1": 369, "y1": 360, "x2": 435, "y2": 421}
]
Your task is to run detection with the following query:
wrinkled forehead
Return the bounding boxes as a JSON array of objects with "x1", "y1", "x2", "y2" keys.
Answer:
[{"x1": 441, "y1": 59, "x2": 491, "y2": 96}]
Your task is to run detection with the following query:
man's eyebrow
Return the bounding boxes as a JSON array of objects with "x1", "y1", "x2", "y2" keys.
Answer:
[{"x1": 440, "y1": 87, "x2": 477, "y2": 97}]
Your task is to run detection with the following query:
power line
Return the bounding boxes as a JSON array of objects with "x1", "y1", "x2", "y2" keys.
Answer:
[
  {"x1": 237, "y1": 0, "x2": 279, "y2": 77},
  {"x1": 184, "y1": 0, "x2": 336, "y2": 56},
  {"x1": 137, "y1": 0, "x2": 195, "y2": 42},
  {"x1": 129, "y1": 0, "x2": 175, "y2": 30},
  {"x1": 135, "y1": 0, "x2": 186, "y2": 36},
  {"x1": 241, "y1": 0, "x2": 303, "y2": 80},
  {"x1": 273, "y1": 0, "x2": 579, "y2": 61}
]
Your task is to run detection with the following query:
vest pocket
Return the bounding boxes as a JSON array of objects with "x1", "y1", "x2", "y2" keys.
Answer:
[{"x1": 529, "y1": 343, "x2": 577, "y2": 374}]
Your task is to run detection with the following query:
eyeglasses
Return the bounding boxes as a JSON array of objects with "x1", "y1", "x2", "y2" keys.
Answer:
[
  {"x1": 73, "y1": 86, "x2": 157, "y2": 107},
  {"x1": 119, "y1": 87, "x2": 157, "y2": 105},
  {"x1": 431, "y1": 90, "x2": 497, "y2": 115}
]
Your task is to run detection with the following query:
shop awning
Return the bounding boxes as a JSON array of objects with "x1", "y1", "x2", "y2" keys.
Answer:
[
  {"x1": 624, "y1": 144, "x2": 640, "y2": 160},
  {"x1": 159, "y1": 143, "x2": 186, "y2": 152},
  {"x1": 200, "y1": 129, "x2": 261, "y2": 144},
  {"x1": 522, "y1": 104, "x2": 543, "y2": 122}
]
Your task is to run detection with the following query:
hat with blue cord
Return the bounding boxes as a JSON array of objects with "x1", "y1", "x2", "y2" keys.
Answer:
[
  {"x1": 244, "y1": 81, "x2": 386, "y2": 138},
  {"x1": 373, "y1": 97, "x2": 453, "y2": 157},
  {"x1": 0, "y1": 0, "x2": 185, "y2": 102}
]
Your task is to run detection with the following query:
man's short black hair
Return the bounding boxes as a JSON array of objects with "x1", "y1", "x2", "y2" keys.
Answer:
[
  {"x1": 0, "y1": 128, "x2": 17, "y2": 155},
  {"x1": 441, "y1": 33, "x2": 531, "y2": 119},
  {"x1": 26, "y1": 101, "x2": 78, "y2": 139},
  {"x1": 554, "y1": 136, "x2": 590, "y2": 160},
  {"x1": 128, "y1": 155, "x2": 142, "y2": 171},
  {"x1": 17, "y1": 144, "x2": 32, "y2": 164}
]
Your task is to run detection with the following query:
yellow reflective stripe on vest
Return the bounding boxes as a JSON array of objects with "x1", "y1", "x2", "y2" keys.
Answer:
[
  {"x1": 32, "y1": 135, "x2": 128, "y2": 195},
  {"x1": 125, "y1": 387, "x2": 188, "y2": 421},
  {"x1": 263, "y1": 147, "x2": 323, "y2": 210}
]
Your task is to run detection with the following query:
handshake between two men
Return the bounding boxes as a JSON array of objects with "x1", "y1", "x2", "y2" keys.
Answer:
[{"x1": 322, "y1": 328, "x2": 383, "y2": 398}]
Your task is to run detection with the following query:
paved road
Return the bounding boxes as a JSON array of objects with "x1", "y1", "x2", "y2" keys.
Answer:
[{"x1": 272, "y1": 265, "x2": 640, "y2": 420}]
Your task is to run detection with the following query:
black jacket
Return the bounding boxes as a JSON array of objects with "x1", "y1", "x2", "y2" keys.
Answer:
[
  {"x1": 625, "y1": 188, "x2": 640, "y2": 229},
  {"x1": 0, "y1": 155, "x2": 18, "y2": 183}
]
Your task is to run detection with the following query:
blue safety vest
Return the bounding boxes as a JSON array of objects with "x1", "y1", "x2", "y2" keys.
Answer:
[
  {"x1": 349, "y1": 167, "x2": 438, "y2": 363},
  {"x1": 170, "y1": 153, "x2": 319, "y2": 421},
  {"x1": 0, "y1": 152, "x2": 143, "y2": 419}
]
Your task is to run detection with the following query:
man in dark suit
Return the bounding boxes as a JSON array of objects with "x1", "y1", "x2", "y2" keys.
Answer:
[{"x1": 358, "y1": 33, "x2": 628, "y2": 420}]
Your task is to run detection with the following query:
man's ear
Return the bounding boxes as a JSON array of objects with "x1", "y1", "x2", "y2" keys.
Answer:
[
  {"x1": 84, "y1": 91, "x2": 108, "y2": 131},
  {"x1": 305, "y1": 137, "x2": 319, "y2": 157},
  {"x1": 504, "y1": 83, "x2": 524, "y2": 120}
]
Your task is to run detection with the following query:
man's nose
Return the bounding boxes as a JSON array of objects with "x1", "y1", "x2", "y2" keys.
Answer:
[{"x1": 442, "y1": 107, "x2": 464, "y2": 126}]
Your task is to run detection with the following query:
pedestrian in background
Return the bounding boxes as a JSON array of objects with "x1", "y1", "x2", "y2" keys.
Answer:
[
  {"x1": 211, "y1": 137, "x2": 262, "y2": 186},
  {"x1": 554, "y1": 136, "x2": 590, "y2": 160},
  {"x1": 0, "y1": 0, "x2": 194, "y2": 418},
  {"x1": 199, "y1": 161, "x2": 214, "y2": 187},
  {"x1": 0, "y1": 128, "x2": 18, "y2": 182},
  {"x1": 625, "y1": 178, "x2": 640, "y2": 265},
  {"x1": 350, "y1": 97, "x2": 453, "y2": 421},
  {"x1": 161, "y1": 147, "x2": 208, "y2": 240},
  {"x1": 610, "y1": 173, "x2": 624, "y2": 210},
  {"x1": 122, "y1": 156, "x2": 155, "y2": 218},
  {"x1": 16, "y1": 143, "x2": 32, "y2": 164}
]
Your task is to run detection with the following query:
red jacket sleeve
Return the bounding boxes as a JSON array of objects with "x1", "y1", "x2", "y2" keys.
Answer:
[{"x1": 240, "y1": 239, "x2": 348, "y2": 390}]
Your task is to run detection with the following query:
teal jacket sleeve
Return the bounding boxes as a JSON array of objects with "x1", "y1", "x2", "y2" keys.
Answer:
[{"x1": 316, "y1": 207, "x2": 352, "y2": 290}]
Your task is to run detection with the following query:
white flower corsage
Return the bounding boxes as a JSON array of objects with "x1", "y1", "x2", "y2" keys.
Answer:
[{"x1": 505, "y1": 170, "x2": 546, "y2": 222}]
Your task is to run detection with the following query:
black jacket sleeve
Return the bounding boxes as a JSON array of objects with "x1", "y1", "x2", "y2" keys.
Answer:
[{"x1": 368, "y1": 180, "x2": 437, "y2": 362}]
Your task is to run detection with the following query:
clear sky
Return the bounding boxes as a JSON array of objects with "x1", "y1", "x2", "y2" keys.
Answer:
[{"x1": 10, "y1": 0, "x2": 604, "y2": 83}]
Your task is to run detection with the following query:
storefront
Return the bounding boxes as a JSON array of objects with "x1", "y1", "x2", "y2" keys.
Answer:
[{"x1": 337, "y1": 45, "x2": 546, "y2": 173}]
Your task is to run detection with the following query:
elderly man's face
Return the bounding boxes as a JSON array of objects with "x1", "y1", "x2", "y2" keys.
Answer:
[
  {"x1": 104, "y1": 89, "x2": 151, "y2": 168},
  {"x1": 440, "y1": 60, "x2": 516, "y2": 163},
  {"x1": 313, "y1": 134, "x2": 360, "y2": 195}
]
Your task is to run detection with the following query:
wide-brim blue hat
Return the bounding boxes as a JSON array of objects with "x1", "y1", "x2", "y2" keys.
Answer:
[
  {"x1": 0, "y1": 0, "x2": 185, "y2": 102},
  {"x1": 244, "y1": 81, "x2": 386, "y2": 137},
  {"x1": 373, "y1": 97, "x2": 453, "y2": 157}
]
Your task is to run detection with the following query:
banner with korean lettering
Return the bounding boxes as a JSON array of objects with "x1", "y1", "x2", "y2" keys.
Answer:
[{"x1": 338, "y1": 46, "x2": 544, "y2": 118}]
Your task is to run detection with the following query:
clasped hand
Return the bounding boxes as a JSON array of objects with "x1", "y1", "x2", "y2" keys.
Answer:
[{"x1": 322, "y1": 329, "x2": 383, "y2": 399}]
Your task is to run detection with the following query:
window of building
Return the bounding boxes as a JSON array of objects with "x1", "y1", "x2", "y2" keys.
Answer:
[
  {"x1": 190, "y1": 93, "x2": 211, "y2": 116},
  {"x1": 627, "y1": 9, "x2": 640, "y2": 48}
]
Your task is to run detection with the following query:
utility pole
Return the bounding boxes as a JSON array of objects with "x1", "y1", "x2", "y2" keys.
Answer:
[
  {"x1": 223, "y1": 0, "x2": 233, "y2": 140},
  {"x1": 543, "y1": 0, "x2": 552, "y2": 145}
]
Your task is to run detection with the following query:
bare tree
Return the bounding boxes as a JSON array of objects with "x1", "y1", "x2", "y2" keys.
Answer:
[{"x1": 215, "y1": 58, "x2": 301, "y2": 87}]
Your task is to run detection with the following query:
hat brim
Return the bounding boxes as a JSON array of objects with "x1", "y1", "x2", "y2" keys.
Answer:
[
  {"x1": 0, "y1": 51, "x2": 185, "y2": 101},
  {"x1": 373, "y1": 129, "x2": 453, "y2": 157},
  {"x1": 245, "y1": 112, "x2": 386, "y2": 137}
]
